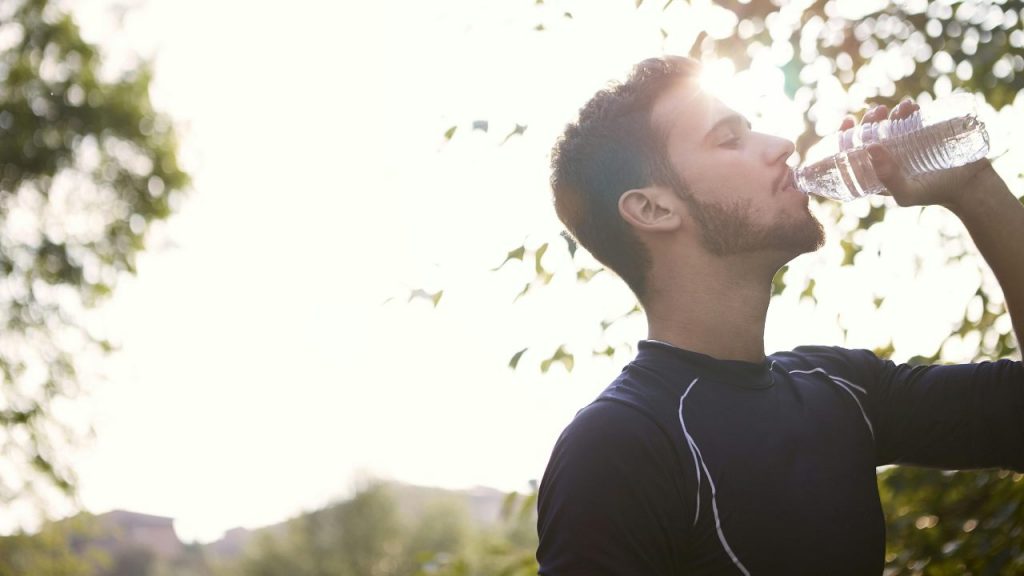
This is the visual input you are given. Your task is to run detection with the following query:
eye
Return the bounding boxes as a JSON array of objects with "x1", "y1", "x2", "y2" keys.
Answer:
[{"x1": 719, "y1": 133, "x2": 742, "y2": 148}]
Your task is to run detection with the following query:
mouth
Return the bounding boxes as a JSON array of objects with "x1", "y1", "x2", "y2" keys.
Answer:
[{"x1": 775, "y1": 168, "x2": 798, "y2": 195}]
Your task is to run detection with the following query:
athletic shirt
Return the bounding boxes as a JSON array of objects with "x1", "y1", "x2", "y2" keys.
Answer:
[{"x1": 536, "y1": 340, "x2": 1024, "y2": 575}]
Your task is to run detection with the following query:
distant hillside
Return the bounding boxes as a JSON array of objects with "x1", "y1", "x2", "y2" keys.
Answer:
[
  {"x1": 389, "y1": 483, "x2": 509, "y2": 526},
  {"x1": 202, "y1": 482, "x2": 513, "y2": 562},
  {"x1": 3, "y1": 481, "x2": 534, "y2": 576}
]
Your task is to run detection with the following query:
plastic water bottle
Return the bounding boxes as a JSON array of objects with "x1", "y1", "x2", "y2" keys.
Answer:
[{"x1": 794, "y1": 94, "x2": 991, "y2": 201}]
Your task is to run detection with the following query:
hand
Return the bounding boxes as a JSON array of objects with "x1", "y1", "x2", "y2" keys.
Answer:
[{"x1": 840, "y1": 99, "x2": 997, "y2": 210}]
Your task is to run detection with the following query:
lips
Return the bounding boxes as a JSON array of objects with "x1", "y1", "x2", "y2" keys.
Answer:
[{"x1": 775, "y1": 168, "x2": 798, "y2": 195}]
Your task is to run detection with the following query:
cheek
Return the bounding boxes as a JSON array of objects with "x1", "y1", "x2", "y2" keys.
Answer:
[
  {"x1": 689, "y1": 169, "x2": 759, "y2": 205},
  {"x1": 675, "y1": 150, "x2": 766, "y2": 204}
]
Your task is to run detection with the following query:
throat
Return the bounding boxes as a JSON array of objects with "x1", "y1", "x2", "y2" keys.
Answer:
[{"x1": 645, "y1": 280, "x2": 771, "y2": 364}]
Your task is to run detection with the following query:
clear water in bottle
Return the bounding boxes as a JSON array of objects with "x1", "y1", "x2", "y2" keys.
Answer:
[{"x1": 795, "y1": 96, "x2": 991, "y2": 201}]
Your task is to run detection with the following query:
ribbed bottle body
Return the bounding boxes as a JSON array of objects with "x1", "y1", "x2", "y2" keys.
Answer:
[{"x1": 796, "y1": 98, "x2": 990, "y2": 201}]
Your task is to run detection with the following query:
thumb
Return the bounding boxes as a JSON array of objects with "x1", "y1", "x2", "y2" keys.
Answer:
[{"x1": 867, "y1": 143, "x2": 904, "y2": 195}]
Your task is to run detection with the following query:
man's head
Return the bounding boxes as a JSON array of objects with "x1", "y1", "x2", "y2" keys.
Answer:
[{"x1": 550, "y1": 56, "x2": 823, "y2": 301}]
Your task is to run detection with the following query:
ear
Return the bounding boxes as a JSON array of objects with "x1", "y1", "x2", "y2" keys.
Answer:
[{"x1": 618, "y1": 186, "x2": 681, "y2": 233}]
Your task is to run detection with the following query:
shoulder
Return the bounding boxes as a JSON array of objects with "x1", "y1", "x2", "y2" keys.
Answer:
[
  {"x1": 538, "y1": 399, "x2": 694, "y2": 574},
  {"x1": 548, "y1": 399, "x2": 676, "y2": 471},
  {"x1": 539, "y1": 398, "x2": 692, "y2": 514},
  {"x1": 772, "y1": 345, "x2": 887, "y2": 379}
]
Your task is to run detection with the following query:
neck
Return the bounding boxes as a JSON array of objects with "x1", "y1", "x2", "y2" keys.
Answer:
[{"x1": 644, "y1": 255, "x2": 777, "y2": 364}]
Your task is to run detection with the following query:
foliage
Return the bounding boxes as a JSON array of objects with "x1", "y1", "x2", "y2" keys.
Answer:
[
  {"x1": 416, "y1": 488, "x2": 538, "y2": 576},
  {"x1": 878, "y1": 468, "x2": 1024, "y2": 576},
  {"x1": 96, "y1": 544, "x2": 155, "y2": 576},
  {"x1": 0, "y1": 482, "x2": 529, "y2": 576},
  {"x1": 0, "y1": 0, "x2": 189, "y2": 504},
  {"x1": 0, "y1": 513, "x2": 102, "y2": 576},
  {"x1": 221, "y1": 482, "x2": 480, "y2": 576}
]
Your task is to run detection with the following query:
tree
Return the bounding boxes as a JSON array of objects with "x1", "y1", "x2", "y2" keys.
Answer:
[
  {"x1": 97, "y1": 544, "x2": 156, "y2": 576},
  {"x1": 402, "y1": 497, "x2": 471, "y2": 574},
  {"x1": 878, "y1": 467, "x2": 1024, "y2": 575},
  {"x1": 325, "y1": 482, "x2": 406, "y2": 576},
  {"x1": 0, "y1": 513, "x2": 101, "y2": 576},
  {"x1": 0, "y1": 0, "x2": 188, "y2": 507},
  {"x1": 220, "y1": 482, "x2": 502, "y2": 576},
  {"x1": 435, "y1": 0, "x2": 1024, "y2": 570},
  {"x1": 227, "y1": 482, "x2": 408, "y2": 576},
  {"x1": 418, "y1": 489, "x2": 537, "y2": 576}
]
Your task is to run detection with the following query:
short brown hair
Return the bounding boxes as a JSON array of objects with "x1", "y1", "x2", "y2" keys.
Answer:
[{"x1": 550, "y1": 56, "x2": 700, "y2": 301}]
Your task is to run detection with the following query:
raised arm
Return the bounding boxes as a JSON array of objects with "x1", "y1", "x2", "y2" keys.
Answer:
[
  {"x1": 942, "y1": 169, "x2": 1024, "y2": 351},
  {"x1": 864, "y1": 100, "x2": 1023, "y2": 354}
]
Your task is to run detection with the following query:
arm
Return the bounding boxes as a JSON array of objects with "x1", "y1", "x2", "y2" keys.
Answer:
[
  {"x1": 944, "y1": 172, "x2": 1024, "y2": 352},
  {"x1": 863, "y1": 352, "x2": 1024, "y2": 470},
  {"x1": 839, "y1": 101, "x2": 1024, "y2": 468},
  {"x1": 864, "y1": 100, "x2": 1023, "y2": 353}
]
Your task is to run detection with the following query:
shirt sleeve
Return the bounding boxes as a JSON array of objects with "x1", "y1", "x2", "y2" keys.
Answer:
[
  {"x1": 829, "y1": 348, "x2": 1024, "y2": 470},
  {"x1": 536, "y1": 399, "x2": 692, "y2": 576}
]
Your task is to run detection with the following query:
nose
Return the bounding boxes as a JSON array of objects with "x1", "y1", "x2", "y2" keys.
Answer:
[{"x1": 763, "y1": 134, "x2": 796, "y2": 166}]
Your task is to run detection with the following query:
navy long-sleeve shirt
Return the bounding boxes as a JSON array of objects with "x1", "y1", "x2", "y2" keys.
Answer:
[{"x1": 537, "y1": 340, "x2": 1024, "y2": 575}]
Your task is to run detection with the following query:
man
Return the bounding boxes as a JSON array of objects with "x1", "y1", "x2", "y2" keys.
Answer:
[{"x1": 536, "y1": 55, "x2": 1024, "y2": 575}]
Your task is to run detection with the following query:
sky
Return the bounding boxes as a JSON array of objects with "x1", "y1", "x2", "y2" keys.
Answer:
[
  {"x1": 61, "y1": 0, "x2": 683, "y2": 543},
  {"x1": 20, "y1": 0, "x2": 1020, "y2": 544}
]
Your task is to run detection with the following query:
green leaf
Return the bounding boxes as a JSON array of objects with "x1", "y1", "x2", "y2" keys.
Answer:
[
  {"x1": 600, "y1": 304, "x2": 642, "y2": 331},
  {"x1": 577, "y1": 267, "x2": 602, "y2": 282},
  {"x1": 540, "y1": 346, "x2": 574, "y2": 373},
  {"x1": 408, "y1": 289, "x2": 443, "y2": 307},
  {"x1": 501, "y1": 123, "x2": 528, "y2": 145},
  {"x1": 840, "y1": 239, "x2": 859, "y2": 267},
  {"x1": 493, "y1": 245, "x2": 527, "y2": 271},
  {"x1": 534, "y1": 242, "x2": 549, "y2": 276},
  {"x1": 513, "y1": 283, "x2": 531, "y2": 302},
  {"x1": 771, "y1": 265, "x2": 789, "y2": 297},
  {"x1": 509, "y1": 348, "x2": 528, "y2": 369},
  {"x1": 443, "y1": 126, "x2": 457, "y2": 140},
  {"x1": 799, "y1": 279, "x2": 816, "y2": 302},
  {"x1": 862, "y1": 202, "x2": 887, "y2": 228}
]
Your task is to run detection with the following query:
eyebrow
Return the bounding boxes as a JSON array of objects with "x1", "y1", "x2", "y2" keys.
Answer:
[{"x1": 704, "y1": 113, "x2": 752, "y2": 143}]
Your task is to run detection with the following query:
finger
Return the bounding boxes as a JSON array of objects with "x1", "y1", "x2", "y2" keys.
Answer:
[
  {"x1": 867, "y1": 143, "x2": 902, "y2": 196},
  {"x1": 862, "y1": 105, "x2": 889, "y2": 124},
  {"x1": 890, "y1": 99, "x2": 919, "y2": 121},
  {"x1": 839, "y1": 115, "x2": 855, "y2": 131}
]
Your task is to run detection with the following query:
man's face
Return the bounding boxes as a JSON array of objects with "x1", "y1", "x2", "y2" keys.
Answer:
[{"x1": 650, "y1": 81, "x2": 824, "y2": 258}]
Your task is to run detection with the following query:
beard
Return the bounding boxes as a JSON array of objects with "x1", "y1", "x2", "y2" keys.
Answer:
[{"x1": 685, "y1": 195, "x2": 825, "y2": 258}]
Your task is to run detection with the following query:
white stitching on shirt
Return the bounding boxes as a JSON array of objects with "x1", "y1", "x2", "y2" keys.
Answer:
[
  {"x1": 678, "y1": 379, "x2": 702, "y2": 526},
  {"x1": 789, "y1": 368, "x2": 875, "y2": 441},
  {"x1": 789, "y1": 367, "x2": 867, "y2": 394},
  {"x1": 678, "y1": 378, "x2": 752, "y2": 576}
]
